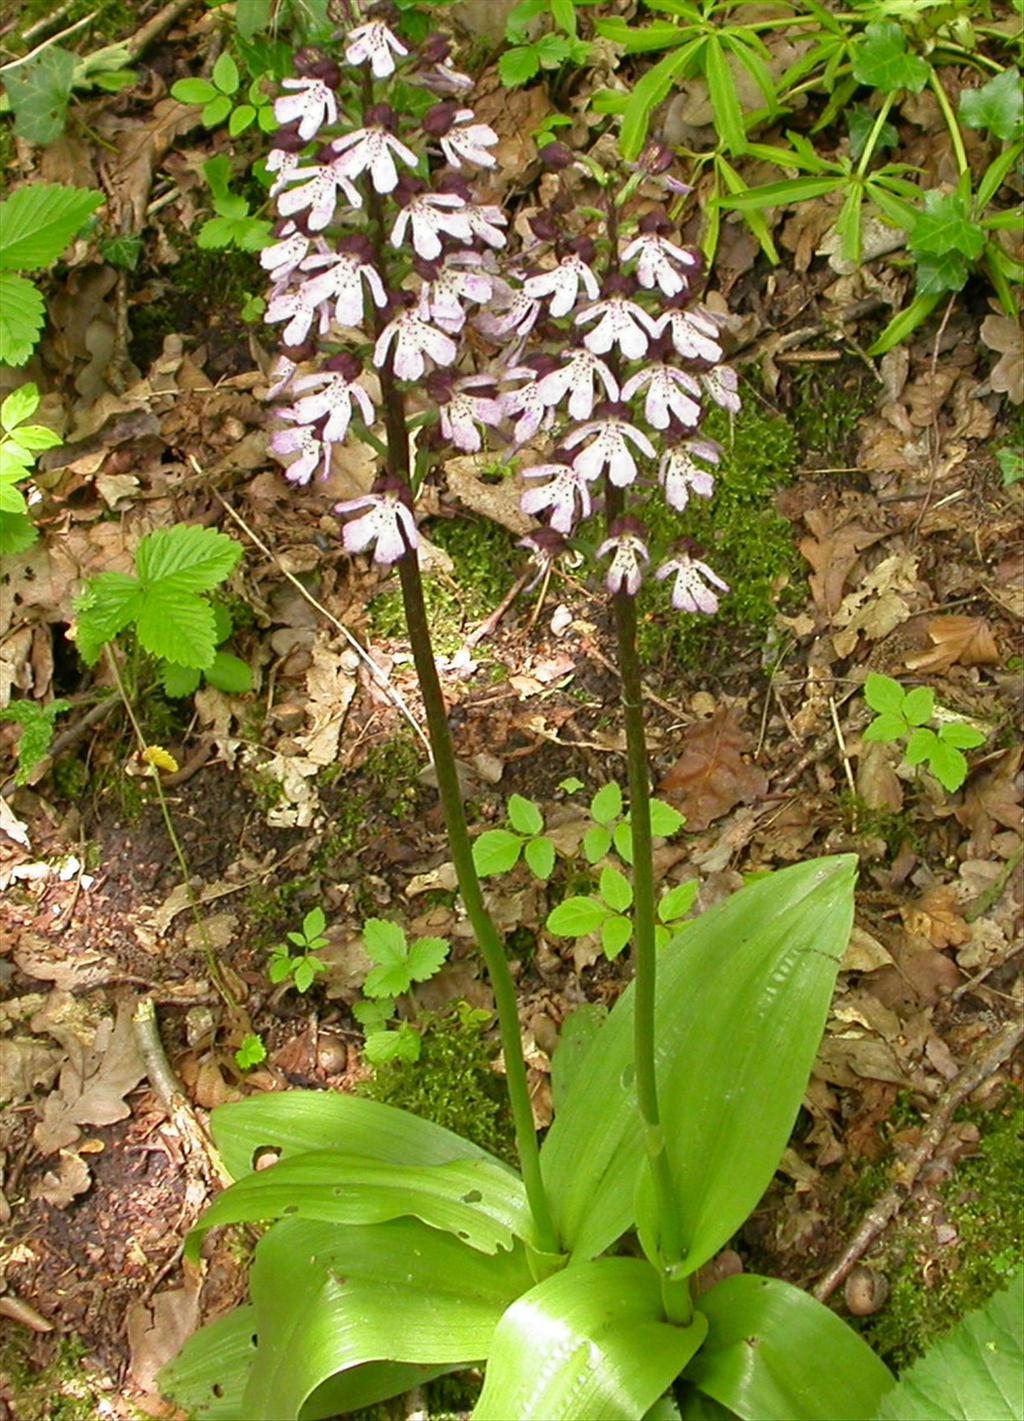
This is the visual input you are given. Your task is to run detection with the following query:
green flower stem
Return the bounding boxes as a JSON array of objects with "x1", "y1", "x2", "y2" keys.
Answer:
[
  {"x1": 397, "y1": 554, "x2": 559, "y2": 1257},
  {"x1": 612, "y1": 592, "x2": 691, "y2": 1325}
]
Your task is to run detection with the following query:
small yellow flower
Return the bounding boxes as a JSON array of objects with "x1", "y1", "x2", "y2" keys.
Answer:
[{"x1": 141, "y1": 745, "x2": 179, "y2": 774}]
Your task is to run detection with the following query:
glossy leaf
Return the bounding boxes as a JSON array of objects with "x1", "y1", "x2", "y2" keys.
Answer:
[
  {"x1": 242, "y1": 1216, "x2": 533, "y2": 1419},
  {"x1": 473, "y1": 1258, "x2": 708, "y2": 1421},
  {"x1": 541, "y1": 857, "x2": 858, "y2": 1268},
  {"x1": 683, "y1": 1274, "x2": 894, "y2": 1421},
  {"x1": 186, "y1": 1148, "x2": 535, "y2": 1258},
  {"x1": 209, "y1": 1089, "x2": 506, "y2": 1182},
  {"x1": 158, "y1": 1304, "x2": 260, "y2": 1419},
  {"x1": 551, "y1": 1005, "x2": 608, "y2": 1113}
]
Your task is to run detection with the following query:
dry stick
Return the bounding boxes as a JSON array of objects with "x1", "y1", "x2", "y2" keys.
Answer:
[
  {"x1": 206, "y1": 480, "x2": 430, "y2": 756},
  {"x1": 22, "y1": 0, "x2": 77, "y2": 44},
  {"x1": 814, "y1": 1017, "x2": 1024, "y2": 1303},
  {"x1": 122, "y1": 0, "x2": 199, "y2": 62},
  {"x1": 0, "y1": 11, "x2": 96, "y2": 71}
]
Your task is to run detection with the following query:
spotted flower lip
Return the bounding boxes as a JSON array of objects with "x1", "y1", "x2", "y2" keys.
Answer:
[
  {"x1": 273, "y1": 77, "x2": 338, "y2": 142},
  {"x1": 260, "y1": 226, "x2": 313, "y2": 282},
  {"x1": 271, "y1": 421, "x2": 331, "y2": 485},
  {"x1": 621, "y1": 364, "x2": 702, "y2": 430},
  {"x1": 374, "y1": 309, "x2": 458, "y2": 381},
  {"x1": 390, "y1": 191, "x2": 472, "y2": 261},
  {"x1": 574, "y1": 297, "x2": 657, "y2": 359},
  {"x1": 416, "y1": 253, "x2": 492, "y2": 333},
  {"x1": 285, "y1": 367, "x2": 376, "y2": 442},
  {"x1": 653, "y1": 305, "x2": 724, "y2": 363},
  {"x1": 523, "y1": 253, "x2": 601, "y2": 319},
  {"x1": 299, "y1": 248, "x2": 387, "y2": 327},
  {"x1": 701, "y1": 364, "x2": 741, "y2": 413},
  {"x1": 620, "y1": 230, "x2": 699, "y2": 298},
  {"x1": 658, "y1": 438, "x2": 720, "y2": 511},
  {"x1": 334, "y1": 486, "x2": 419, "y2": 564},
  {"x1": 330, "y1": 124, "x2": 418, "y2": 194},
  {"x1": 264, "y1": 279, "x2": 334, "y2": 347},
  {"x1": 561, "y1": 411, "x2": 656, "y2": 487},
  {"x1": 521, "y1": 459, "x2": 595, "y2": 533},
  {"x1": 276, "y1": 163, "x2": 361, "y2": 230},
  {"x1": 501, "y1": 364, "x2": 558, "y2": 443},
  {"x1": 435, "y1": 376, "x2": 504, "y2": 452},
  {"x1": 597, "y1": 525, "x2": 650, "y2": 596},
  {"x1": 422, "y1": 105, "x2": 500, "y2": 169},
  {"x1": 344, "y1": 19, "x2": 409, "y2": 78},
  {"x1": 656, "y1": 554, "x2": 729, "y2": 613},
  {"x1": 533, "y1": 347, "x2": 619, "y2": 421}
]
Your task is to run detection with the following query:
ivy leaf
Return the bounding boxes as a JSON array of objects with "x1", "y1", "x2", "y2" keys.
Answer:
[
  {"x1": 507, "y1": 793, "x2": 543, "y2": 837},
  {"x1": 547, "y1": 896, "x2": 612, "y2": 938},
  {"x1": 910, "y1": 191, "x2": 986, "y2": 261},
  {"x1": 864, "y1": 672, "x2": 906, "y2": 716},
  {"x1": 851, "y1": 22, "x2": 929, "y2": 94},
  {"x1": 3, "y1": 47, "x2": 77, "y2": 144},
  {"x1": 524, "y1": 836, "x2": 555, "y2": 881},
  {"x1": 473, "y1": 828, "x2": 523, "y2": 876},
  {"x1": 406, "y1": 936, "x2": 449, "y2": 984},
  {"x1": 0, "y1": 183, "x2": 104, "y2": 271},
  {"x1": 960, "y1": 67, "x2": 1023, "y2": 143},
  {"x1": 915, "y1": 250, "x2": 971, "y2": 297},
  {"x1": 0, "y1": 273, "x2": 46, "y2": 366},
  {"x1": 599, "y1": 865, "x2": 633, "y2": 914}
]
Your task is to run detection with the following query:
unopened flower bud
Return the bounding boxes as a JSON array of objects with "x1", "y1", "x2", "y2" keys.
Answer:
[
  {"x1": 422, "y1": 101, "x2": 458, "y2": 136},
  {"x1": 420, "y1": 33, "x2": 452, "y2": 64},
  {"x1": 365, "y1": 103, "x2": 399, "y2": 131},
  {"x1": 641, "y1": 141, "x2": 675, "y2": 175},
  {"x1": 433, "y1": 171, "x2": 472, "y2": 201},
  {"x1": 324, "y1": 351, "x2": 362, "y2": 382},
  {"x1": 638, "y1": 209, "x2": 671, "y2": 234},
  {"x1": 539, "y1": 142, "x2": 573, "y2": 171},
  {"x1": 272, "y1": 124, "x2": 309, "y2": 152},
  {"x1": 529, "y1": 212, "x2": 561, "y2": 242}
]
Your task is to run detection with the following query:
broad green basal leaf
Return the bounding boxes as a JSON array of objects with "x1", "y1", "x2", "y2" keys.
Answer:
[
  {"x1": 682, "y1": 1274, "x2": 894, "y2": 1421},
  {"x1": 473, "y1": 1257, "x2": 707, "y2": 1421},
  {"x1": 541, "y1": 856, "x2": 858, "y2": 1269},
  {"x1": 242, "y1": 1216, "x2": 533, "y2": 1420},
  {"x1": 210, "y1": 1089, "x2": 507, "y2": 1181},
  {"x1": 186, "y1": 1148, "x2": 534, "y2": 1257}
]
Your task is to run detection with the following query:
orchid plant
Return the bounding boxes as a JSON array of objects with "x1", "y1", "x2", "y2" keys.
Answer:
[{"x1": 160, "y1": 7, "x2": 898, "y2": 1419}]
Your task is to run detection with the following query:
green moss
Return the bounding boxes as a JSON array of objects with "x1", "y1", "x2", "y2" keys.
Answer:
[
  {"x1": 790, "y1": 364, "x2": 875, "y2": 469},
  {"x1": 369, "y1": 517, "x2": 515, "y2": 656},
  {"x1": 129, "y1": 234, "x2": 264, "y2": 370},
  {"x1": 636, "y1": 398, "x2": 801, "y2": 672},
  {"x1": 838, "y1": 793, "x2": 924, "y2": 858},
  {"x1": 360, "y1": 1004, "x2": 517, "y2": 1164},
  {"x1": 856, "y1": 1089, "x2": 1024, "y2": 1369},
  {"x1": 0, "y1": 1333, "x2": 106, "y2": 1421},
  {"x1": 12, "y1": 0, "x2": 135, "y2": 44}
]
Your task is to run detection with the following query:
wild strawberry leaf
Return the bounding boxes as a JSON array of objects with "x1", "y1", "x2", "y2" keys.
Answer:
[
  {"x1": 405, "y1": 936, "x2": 449, "y2": 984},
  {"x1": 0, "y1": 273, "x2": 46, "y2": 366}
]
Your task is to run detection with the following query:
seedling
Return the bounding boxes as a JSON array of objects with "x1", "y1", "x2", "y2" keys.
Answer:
[
  {"x1": 74, "y1": 523, "x2": 253, "y2": 697},
  {"x1": 863, "y1": 673, "x2": 987, "y2": 794},
  {"x1": 472, "y1": 793, "x2": 557, "y2": 880},
  {"x1": 547, "y1": 865, "x2": 699, "y2": 959},
  {"x1": 196, "y1": 156, "x2": 273, "y2": 254},
  {"x1": 582, "y1": 781, "x2": 684, "y2": 865},
  {"x1": 268, "y1": 907, "x2": 330, "y2": 994},
  {"x1": 353, "y1": 918, "x2": 451, "y2": 1064},
  {"x1": 0, "y1": 383, "x2": 62, "y2": 554},
  {"x1": 234, "y1": 1033, "x2": 268, "y2": 1070},
  {"x1": 172, "y1": 50, "x2": 278, "y2": 136}
]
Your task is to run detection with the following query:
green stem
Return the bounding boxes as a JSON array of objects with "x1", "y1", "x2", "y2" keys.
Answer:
[
  {"x1": 855, "y1": 90, "x2": 895, "y2": 180},
  {"x1": 612, "y1": 592, "x2": 691, "y2": 1324},
  {"x1": 928, "y1": 67, "x2": 970, "y2": 177},
  {"x1": 397, "y1": 555, "x2": 559, "y2": 1256}
]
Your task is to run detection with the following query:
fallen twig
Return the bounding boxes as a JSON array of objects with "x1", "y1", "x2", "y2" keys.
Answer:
[{"x1": 814, "y1": 1017, "x2": 1024, "y2": 1303}]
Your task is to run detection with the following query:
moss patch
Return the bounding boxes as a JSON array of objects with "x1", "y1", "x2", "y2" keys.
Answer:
[
  {"x1": 0, "y1": 1333, "x2": 107, "y2": 1421},
  {"x1": 789, "y1": 363, "x2": 875, "y2": 470},
  {"x1": 856, "y1": 1088, "x2": 1024, "y2": 1369},
  {"x1": 359, "y1": 1004, "x2": 516, "y2": 1164}
]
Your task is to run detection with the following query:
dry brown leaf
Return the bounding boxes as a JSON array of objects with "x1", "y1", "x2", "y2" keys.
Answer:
[
  {"x1": 658, "y1": 707, "x2": 768, "y2": 830},
  {"x1": 981, "y1": 313, "x2": 1023, "y2": 404},
  {"x1": 955, "y1": 748, "x2": 1023, "y2": 855},
  {"x1": 903, "y1": 615, "x2": 999, "y2": 672},
  {"x1": 31, "y1": 996, "x2": 146, "y2": 1154},
  {"x1": 832, "y1": 551, "x2": 919, "y2": 656},
  {"x1": 29, "y1": 1149, "x2": 91, "y2": 1209},
  {"x1": 799, "y1": 510, "x2": 883, "y2": 619},
  {"x1": 900, "y1": 885, "x2": 971, "y2": 949}
]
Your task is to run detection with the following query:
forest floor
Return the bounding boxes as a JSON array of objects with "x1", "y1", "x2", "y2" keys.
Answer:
[{"x1": 0, "y1": 1, "x2": 1021, "y2": 1418}]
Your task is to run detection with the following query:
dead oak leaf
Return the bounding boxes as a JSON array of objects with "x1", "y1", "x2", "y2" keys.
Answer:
[
  {"x1": 31, "y1": 996, "x2": 146, "y2": 1154},
  {"x1": 981, "y1": 314, "x2": 1023, "y2": 405},
  {"x1": 658, "y1": 707, "x2": 768, "y2": 831},
  {"x1": 799, "y1": 509, "x2": 883, "y2": 619},
  {"x1": 900, "y1": 885, "x2": 971, "y2": 950},
  {"x1": 904, "y1": 615, "x2": 999, "y2": 673}
]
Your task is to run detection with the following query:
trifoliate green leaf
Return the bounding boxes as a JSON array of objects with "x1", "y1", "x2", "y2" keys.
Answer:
[
  {"x1": 599, "y1": 865, "x2": 633, "y2": 913},
  {"x1": 959, "y1": 68, "x2": 1023, "y2": 143},
  {"x1": 864, "y1": 712, "x2": 909, "y2": 743},
  {"x1": 135, "y1": 587, "x2": 217, "y2": 668},
  {"x1": 601, "y1": 914, "x2": 632, "y2": 959},
  {"x1": 925, "y1": 739, "x2": 968, "y2": 793},
  {"x1": 864, "y1": 672, "x2": 906, "y2": 716},
  {"x1": 590, "y1": 782, "x2": 623, "y2": 825},
  {"x1": 472, "y1": 828, "x2": 523, "y2": 876},
  {"x1": 547, "y1": 896, "x2": 612, "y2": 938},
  {"x1": 364, "y1": 1024, "x2": 421, "y2": 1065},
  {"x1": 363, "y1": 919, "x2": 417, "y2": 997},
  {"x1": 9, "y1": 424, "x2": 61, "y2": 453},
  {"x1": 938, "y1": 721, "x2": 986, "y2": 750},
  {"x1": 524, "y1": 836, "x2": 555, "y2": 881},
  {"x1": 851, "y1": 22, "x2": 929, "y2": 94},
  {"x1": 904, "y1": 726, "x2": 939, "y2": 766},
  {"x1": 0, "y1": 183, "x2": 104, "y2": 272},
  {"x1": 3, "y1": 47, "x2": 76, "y2": 145},
  {"x1": 901, "y1": 686, "x2": 935, "y2": 726},
  {"x1": 507, "y1": 793, "x2": 543, "y2": 837},
  {"x1": 74, "y1": 573, "x2": 143, "y2": 664},
  {"x1": 0, "y1": 475, "x2": 29, "y2": 515},
  {"x1": 405, "y1": 936, "x2": 449, "y2": 984},
  {"x1": 170, "y1": 77, "x2": 219, "y2": 105},
  {"x1": 0, "y1": 273, "x2": 46, "y2": 366}
]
